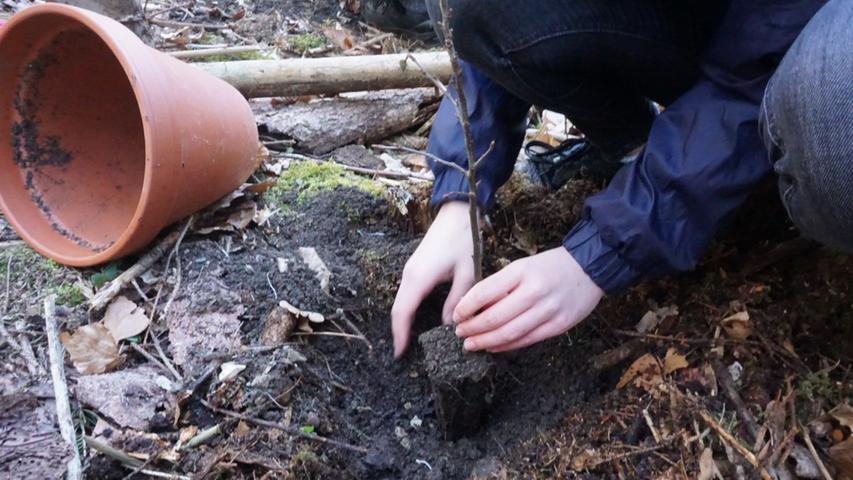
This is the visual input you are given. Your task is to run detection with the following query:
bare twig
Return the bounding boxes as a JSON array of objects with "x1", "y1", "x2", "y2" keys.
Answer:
[
  {"x1": 182, "y1": 424, "x2": 222, "y2": 450},
  {"x1": 130, "y1": 343, "x2": 171, "y2": 374},
  {"x1": 149, "y1": 18, "x2": 231, "y2": 30},
  {"x1": 161, "y1": 216, "x2": 194, "y2": 318},
  {"x1": 799, "y1": 421, "x2": 834, "y2": 480},
  {"x1": 44, "y1": 295, "x2": 83, "y2": 480},
  {"x1": 168, "y1": 45, "x2": 267, "y2": 59},
  {"x1": 372, "y1": 144, "x2": 468, "y2": 177},
  {"x1": 89, "y1": 225, "x2": 186, "y2": 311},
  {"x1": 346, "y1": 32, "x2": 394, "y2": 54},
  {"x1": 699, "y1": 410, "x2": 772, "y2": 480},
  {"x1": 712, "y1": 359, "x2": 760, "y2": 440},
  {"x1": 292, "y1": 331, "x2": 366, "y2": 341},
  {"x1": 438, "y1": 0, "x2": 485, "y2": 282},
  {"x1": 200, "y1": 400, "x2": 368, "y2": 454}
]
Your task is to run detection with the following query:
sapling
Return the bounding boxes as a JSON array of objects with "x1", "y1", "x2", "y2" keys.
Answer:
[{"x1": 408, "y1": 0, "x2": 498, "y2": 440}]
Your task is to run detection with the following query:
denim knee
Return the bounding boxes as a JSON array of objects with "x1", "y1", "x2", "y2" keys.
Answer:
[
  {"x1": 760, "y1": 0, "x2": 853, "y2": 251},
  {"x1": 424, "y1": 0, "x2": 508, "y2": 70}
]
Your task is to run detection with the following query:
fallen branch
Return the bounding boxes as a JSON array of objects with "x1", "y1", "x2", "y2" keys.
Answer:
[
  {"x1": 800, "y1": 421, "x2": 834, "y2": 480},
  {"x1": 44, "y1": 295, "x2": 83, "y2": 480},
  {"x1": 169, "y1": 45, "x2": 267, "y2": 60},
  {"x1": 200, "y1": 400, "x2": 367, "y2": 454},
  {"x1": 89, "y1": 225, "x2": 185, "y2": 311},
  {"x1": 699, "y1": 410, "x2": 772, "y2": 480},
  {"x1": 196, "y1": 51, "x2": 451, "y2": 98}
]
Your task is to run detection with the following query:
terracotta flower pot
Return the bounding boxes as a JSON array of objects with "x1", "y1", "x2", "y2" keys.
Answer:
[{"x1": 0, "y1": 4, "x2": 259, "y2": 266}]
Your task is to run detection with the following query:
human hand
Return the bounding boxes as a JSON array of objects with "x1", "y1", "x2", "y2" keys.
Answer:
[
  {"x1": 453, "y1": 247, "x2": 604, "y2": 352},
  {"x1": 391, "y1": 201, "x2": 477, "y2": 359}
]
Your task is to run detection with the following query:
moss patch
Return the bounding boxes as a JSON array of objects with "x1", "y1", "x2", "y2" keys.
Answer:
[
  {"x1": 288, "y1": 33, "x2": 326, "y2": 53},
  {"x1": 52, "y1": 284, "x2": 85, "y2": 307},
  {"x1": 271, "y1": 161, "x2": 384, "y2": 204}
]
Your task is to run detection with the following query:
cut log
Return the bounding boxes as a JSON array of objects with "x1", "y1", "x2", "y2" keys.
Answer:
[
  {"x1": 196, "y1": 51, "x2": 451, "y2": 98},
  {"x1": 258, "y1": 88, "x2": 439, "y2": 155}
]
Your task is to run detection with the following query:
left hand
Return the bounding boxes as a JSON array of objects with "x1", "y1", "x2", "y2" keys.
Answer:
[{"x1": 453, "y1": 247, "x2": 604, "y2": 352}]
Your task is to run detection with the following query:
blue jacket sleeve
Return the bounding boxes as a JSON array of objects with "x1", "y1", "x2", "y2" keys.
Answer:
[
  {"x1": 427, "y1": 61, "x2": 531, "y2": 209},
  {"x1": 563, "y1": 1, "x2": 826, "y2": 294}
]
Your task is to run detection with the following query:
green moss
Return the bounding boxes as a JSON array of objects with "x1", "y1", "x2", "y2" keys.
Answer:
[
  {"x1": 190, "y1": 49, "x2": 278, "y2": 63},
  {"x1": 798, "y1": 370, "x2": 843, "y2": 403},
  {"x1": 52, "y1": 284, "x2": 85, "y2": 307},
  {"x1": 271, "y1": 161, "x2": 384, "y2": 203},
  {"x1": 0, "y1": 245, "x2": 58, "y2": 280},
  {"x1": 288, "y1": 33, "x2": 326, "y2": 53}
]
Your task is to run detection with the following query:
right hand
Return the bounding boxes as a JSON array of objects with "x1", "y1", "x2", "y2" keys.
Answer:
[{"x1": 391, "y1": 201, "x2": 476, "y2": 359}]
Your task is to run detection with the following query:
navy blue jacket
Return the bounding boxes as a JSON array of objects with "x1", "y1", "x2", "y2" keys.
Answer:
[{"x1": 427, "y1": 1, "x2": 826, "y2": 293}]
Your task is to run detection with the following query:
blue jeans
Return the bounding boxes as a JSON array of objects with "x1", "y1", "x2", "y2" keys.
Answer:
[
  {"x1": 760, "y1": 0, "x2": 853, "y2": 251},
  {"x1": 425, "y1": 0, "x2": 726, "y2": 158}
]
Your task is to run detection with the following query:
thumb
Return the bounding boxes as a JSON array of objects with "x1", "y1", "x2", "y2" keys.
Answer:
[{"x1": 442, "y1": 264, "x2": 475, "y2": 324}]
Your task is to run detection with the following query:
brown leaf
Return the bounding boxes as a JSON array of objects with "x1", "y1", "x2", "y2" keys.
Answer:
[
  {"x1": 830, "y1": 437, "x2": 853, "y2": 479},
  {"x1": 59, "y1": 324, "x2": 122, "y2": 375},
  {"x1": 663, "y1": 348, "x2": 689, "y2": 376},
  {"x1": 323, "y1": 25, "x2": 354, "y2": 50},
  {"x1": 260, "y1": 306, "x2": 297, "y2": 346},
  {"x1": 721, "y1": 310, "x2": 751, "y2": 341},
  {"x1": 698, "y1": 448, "x2": 723, "y2": 480},
  {"x1": 101, "y1": 296, "x2": 150, "y2": 341},
  {"x1": 829, "y1": 404, "x2": 853, "y2": 431},
  {"x1": 617, "y1": 353, "x2": 661, "y2": 390}
]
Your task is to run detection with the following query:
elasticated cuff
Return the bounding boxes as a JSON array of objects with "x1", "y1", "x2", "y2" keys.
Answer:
[{"x1": 563, "y1": 217, "x2": 643, "y2": 294}]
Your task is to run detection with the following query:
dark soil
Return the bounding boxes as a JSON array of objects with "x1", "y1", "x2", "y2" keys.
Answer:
[
  {"x1": 419, "y1": 325, "x2": 496, "y2": 441},
  {"x1": 85, "y1": 178, "x2": 604, "y2": 480}
]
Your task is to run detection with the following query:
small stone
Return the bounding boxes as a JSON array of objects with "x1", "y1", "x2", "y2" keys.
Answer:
[
  {"x1": 403, "y1": 402, "x2": 413, "y2": 410},
  {"x1": 410, "y1": 416, "x2": 423, "y2": 429}
]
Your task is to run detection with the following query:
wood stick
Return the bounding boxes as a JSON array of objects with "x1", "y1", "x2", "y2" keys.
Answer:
[
  {"x1": 169, "y1": 45, "x2": 268, "y2": 60},
  {"x1": 800, "y1": 422, "x2": 834, "y2": 480},
  {"x1": 196, "y1": 51, "x2": 451, "y2": 98},
  {"x1": 699, "y1": 410, "x2": 772, "y2": 480},
  {"x1": 44, "y1": 295, "x2": 83, "y2": 480},
  {"x1": 89, "y1": 226, "x2": 184, "y2": 311},
  {"x1": 200, "y1": 400, "x2": 367, "y2": 454}
]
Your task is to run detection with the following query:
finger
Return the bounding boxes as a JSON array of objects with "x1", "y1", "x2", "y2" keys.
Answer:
[
  {"x1": 455, "y1": 286, "x2": 537, "y2": 337},
  {"x1": 453, "y1": 266, "x2": 522, "y2": 323},
  {"x1": 391, "y1": 267, "x2": 445, "y2": 359},
  {"x1": 462, "y1": 303, "x2": 545, "y2": 352},
  {"x1": 487, "y1": 321, "x2": 565, "y2": 353},
  {"x1": 442, "y1": 265, "x2": 475, "y2": 324}
]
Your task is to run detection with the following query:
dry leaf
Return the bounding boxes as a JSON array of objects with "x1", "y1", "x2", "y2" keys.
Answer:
[
  {"x1": 721, "y1": 310, "x2": 751, "y2": 341},
  {"x1": 830, "y1": 437, "x2": 853, "y2": 479},
  {"x1": 617, "y1": 353, "x2": 662, "y2": 390},
  {"x1": 227, "y1": 202, "x2": 257, "y2": 229},
  {"x1": 253, "y1": 206, "x2": 277, "y2": 226},
  {"x1": 279, "y1": 299, "x2": 324, "y2": 324},
  {"x1": 59, "y1": 324, "x2": 122, "y2": 375},
  {"x1": 698, "y1": 448, "x2": 723, "y2": 480},
  {"x1": 829, "y1": 404, "x2": 853, "y2": 431},
  {"x1": 636, "y1": 310, "x2": 659, "y2": 333},
  {"x1": 298, "y1": 247, "x2": 332, "y2": 293},
  {"x1": 219, "y1": 362, "x2": 247, "y2": 381},
  {"x1": 101, "y1": 296, "x2": 150, "y2": 341},
  {"x1": 178, "y1": 426, "x2": 198, "y2": 445},
  {"x1": 663, "y1": 348, "x2": 689, "y2": 376},
  {"x1": 260, "y1": 306, "x2": 297, "y2": 345},
  {"x1": 323, "y1": 25, "x2": 354, "y2": 50}
]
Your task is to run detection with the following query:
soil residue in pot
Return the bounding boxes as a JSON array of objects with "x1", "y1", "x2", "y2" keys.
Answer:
[{"x1": 419, "y1": 325, "x2": 496, "y2": 440}]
